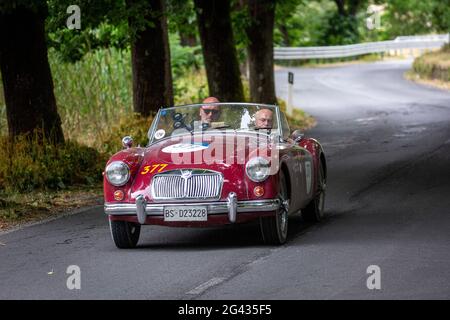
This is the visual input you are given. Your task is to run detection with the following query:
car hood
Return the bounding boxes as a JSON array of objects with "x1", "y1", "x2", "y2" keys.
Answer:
[
  {"x1": 129, "y1": 132, "x2": 277, "y2": 200},
  {"x1": 144, "y1": 132, "x2": 274, "y2": 165}
]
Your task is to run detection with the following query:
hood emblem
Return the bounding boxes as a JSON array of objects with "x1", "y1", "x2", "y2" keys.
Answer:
[{"x1": 180, "y1": 170, "x2": 192, "y2": 180}]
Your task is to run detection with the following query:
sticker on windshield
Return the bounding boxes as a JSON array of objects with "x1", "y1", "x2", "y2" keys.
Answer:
[
  {"x1": 162, "y1": 143, "x2": 209, "y2": 153},
  {"x1": 154, "y1": 129, "x2": 165, "y2": 140}
]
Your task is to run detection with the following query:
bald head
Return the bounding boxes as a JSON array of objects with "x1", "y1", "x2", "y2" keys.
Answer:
[
  {"x1": 255, "y1": 108, "x2": 273, "y2": 129},
  {"x1": 203, "y1": 96, "x2": 220, "y2": 104}
]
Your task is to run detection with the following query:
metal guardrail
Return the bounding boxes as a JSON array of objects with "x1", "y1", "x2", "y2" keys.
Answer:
[{"x1": 274, "y1": 34, "x2": 450, "y2": 60}]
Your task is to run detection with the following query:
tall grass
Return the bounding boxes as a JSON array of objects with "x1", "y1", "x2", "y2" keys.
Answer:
[
  {"x1": 0, "y1": 76, "x2": 6, "y2": 137},
  {"x1": 49, "y1": 47, "x2": 134, "y2": 148},
  {"x1": 48, "y1": 45, "x2": 208, "y2": 151}
]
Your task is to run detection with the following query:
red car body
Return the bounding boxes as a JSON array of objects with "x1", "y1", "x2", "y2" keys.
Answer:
[{"x1": 104, "y1": 103, "x2": 326, "y2": 248}]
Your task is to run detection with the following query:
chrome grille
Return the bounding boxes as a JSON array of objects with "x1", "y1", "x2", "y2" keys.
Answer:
[{"x1": 151, "y1": 169, "x2": 223, "y2": 200}]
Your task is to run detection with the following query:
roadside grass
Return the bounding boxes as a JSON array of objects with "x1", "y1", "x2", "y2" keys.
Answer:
[
  {"x1": 405, "y1": 70, "x2": 450, "y2": 91},
  {"x1": 278, "y1": 99, "x2": 316, "y2": 130},
  {"x1": 0, "y1": 185, "x2": 103, "y2": 231},
  {"x1": 407, "y1": 44, "x2": 450, "y2": 90},
  {"x1": 0, "y1": 134, "x2": 106, "y2": 230},
  {"x1": 0, "y1": 47, "x2": 315, "y2": 231}
]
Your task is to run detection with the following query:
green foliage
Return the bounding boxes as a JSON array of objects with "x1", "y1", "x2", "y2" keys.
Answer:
[
  {"x1": 275, "y1": 0, "x2": 315, "y2": 46},
  {"x1": 46, "y1": 0, "x2": 169, "y2": 62},
  {"x1": 0, "y1": 135, "x2": 106, "y2": 192},
  {"x1": 47, "y1": 22, "x2": 129, "y2": 63},
  {"x1": 169, "y1": 33, "x2": 203, "y2": 77},
  {"x1": 230, "y1": 0, "x2": 252, "y2": 63},
  {"x1": 274, "y1": 0, "x2": 358, "y2": 47},
  {"x1": 166, "y1": 0, "x2": 198, "y2": 42},
  {"x1": 173, "y1": 69, "x2": 209, "y2": 105},
  {"x1": 383, "y1": 0, "x2": 450, "y2": 38},
  {"x1": 46, "y1": 0, "x2": 128, "y2": 62},
  {"x1": 432, "y1": 0, "x2": 450, "y2": 32},
  {"x1": 319, "y1": 11, "x2": 361, "y2": 45},
  {"x1": 46, "y1": 0, "x2": 125, "y2": 30},
  {"x1": 273, "y1": 0, "x2": 449, "y2": 48}
]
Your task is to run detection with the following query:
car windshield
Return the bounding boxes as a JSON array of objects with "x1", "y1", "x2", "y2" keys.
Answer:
[{"x1": 148, "y1": 103, "x2": 280, "y2": 144}]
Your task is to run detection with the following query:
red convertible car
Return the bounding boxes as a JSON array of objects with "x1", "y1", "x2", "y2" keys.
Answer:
[{"x1": 104, "y1": 103, "x2": 326, "y2": 248}]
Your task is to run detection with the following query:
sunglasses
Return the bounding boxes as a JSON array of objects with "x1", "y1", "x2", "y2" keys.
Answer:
[{"x1": 202, "y1": 109, "x2": 220, "y2": 115}]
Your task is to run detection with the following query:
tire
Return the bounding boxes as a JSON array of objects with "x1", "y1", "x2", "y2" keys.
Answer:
[
  {"x1": 302, "y1": 160, "x2": 326, "y2": 222},
  {"x1": 109, "y1": 220, "x2": 141, "y2": 249},
  {"x1": 260, "y1": 171, "x2": 290, "y2": 245}
]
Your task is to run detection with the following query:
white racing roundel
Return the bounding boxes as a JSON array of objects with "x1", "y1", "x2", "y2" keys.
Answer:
[{"x1": 162, "y1": 143, "x2": 209, "y2": 153}]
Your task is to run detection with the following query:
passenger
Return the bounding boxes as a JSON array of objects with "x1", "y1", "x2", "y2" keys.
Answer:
[{"x1": 254, "y1": 108, "x2": 273, "y2": 129}]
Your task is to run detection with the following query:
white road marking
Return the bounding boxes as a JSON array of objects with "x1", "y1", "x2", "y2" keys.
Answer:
[{"x1": 186, "y1": 277, "x2": 227, "y2": 295}]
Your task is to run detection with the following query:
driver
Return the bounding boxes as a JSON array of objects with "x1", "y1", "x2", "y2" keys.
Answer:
[
  {"x1": 254, "y1": 108, "x2": 273, "y2": 129},
  {"x1": 199, "y1": 96, "x2": 221, "y2": 124}
]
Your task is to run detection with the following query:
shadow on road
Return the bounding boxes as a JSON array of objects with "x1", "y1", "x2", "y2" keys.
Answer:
[{"x1": 134, "y1": 214, "x2": 338, "y2": 250}]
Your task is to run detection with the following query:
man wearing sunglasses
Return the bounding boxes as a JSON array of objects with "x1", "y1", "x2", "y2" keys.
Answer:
[{"x1": 199, "y1": 96, "x2": 221, "y2": 124}]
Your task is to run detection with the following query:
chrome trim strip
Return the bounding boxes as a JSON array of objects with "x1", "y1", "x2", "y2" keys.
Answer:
[
  {"x1": 105, "y1": 199, "x2": 280, "y2": 216},
  {"x1": 147, "y1": 108, "x2": 162, "y2": 145}
]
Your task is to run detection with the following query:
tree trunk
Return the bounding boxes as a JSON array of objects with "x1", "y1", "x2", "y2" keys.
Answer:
[
  {"x1": 278, "y1": 23, "x2": 291, "y2": 47},
  {"x1": 0, "y1": 6, "x2": 64, "y2": 143},
  {"x1": 245, "y1": 0, "x2": 277, "y2": 104},
  {"x1": 194, "y1": 0, "x2": 244, "y2": 102},
  {"x1": 334, "y1": 0, "x2": 346, "y2": 15},
  {"x1": 127, "y1": 0, "x2": 173, "y2": 116},
  {"x1": 334, "y1": 0, "x2": 362, "y2": 17}
]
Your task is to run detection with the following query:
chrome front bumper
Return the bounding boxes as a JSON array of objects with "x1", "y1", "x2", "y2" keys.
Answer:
[{"x1": 104, "y1": 193, "x2": 280, "y2": 224}]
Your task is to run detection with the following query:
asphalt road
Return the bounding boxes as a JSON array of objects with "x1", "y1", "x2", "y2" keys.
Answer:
[{"x1": 1, "y1": 59, "x2": 449, "y2": 299}]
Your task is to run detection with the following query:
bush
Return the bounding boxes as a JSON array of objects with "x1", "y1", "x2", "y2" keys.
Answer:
[
  {"x1": 100, "y1": 113, "x2": 153, "y2": 155},
  {"x1": 412, "y1": 45, "x2": 450, "y2": 82},
  {"x1": 0, "y1": 135, "x2": 106, "y2": 192}
]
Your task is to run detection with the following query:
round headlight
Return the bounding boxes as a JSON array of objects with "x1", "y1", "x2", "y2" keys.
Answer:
[
  {"x1": 105, "y1": 161, "x2": 130, "y2": 186},
  {"x1": 246, "y1": 157, "x2": 270, "y2": 182}
]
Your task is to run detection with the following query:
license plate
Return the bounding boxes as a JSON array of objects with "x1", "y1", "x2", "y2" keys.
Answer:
[{"x1": 163, "y1": 206, "x2": 208, "y2": 221}]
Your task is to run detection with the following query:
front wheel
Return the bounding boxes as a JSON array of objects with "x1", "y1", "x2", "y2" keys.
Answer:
[
  {"x1": 109, "y1": 220, "x2": 141, "y2": 249},
  {"x1": 302, "y1": 160, "x2": 326, "y2": 222},
  {"x1": 260, "y1": 171, "x2": 289, "y2": 245}
]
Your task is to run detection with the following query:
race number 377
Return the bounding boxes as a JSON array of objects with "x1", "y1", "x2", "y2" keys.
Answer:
[{"x1": 141, "y1": 164, "x2": 168, "y2": 174}]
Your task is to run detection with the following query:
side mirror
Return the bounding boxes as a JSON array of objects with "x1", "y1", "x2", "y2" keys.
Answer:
[
  {"x1": 291, "y1": 129, "x2": 304, "y2": 143},
  {"x1": 122, "y1": 136, "x2": 133, "y2": 149}
]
